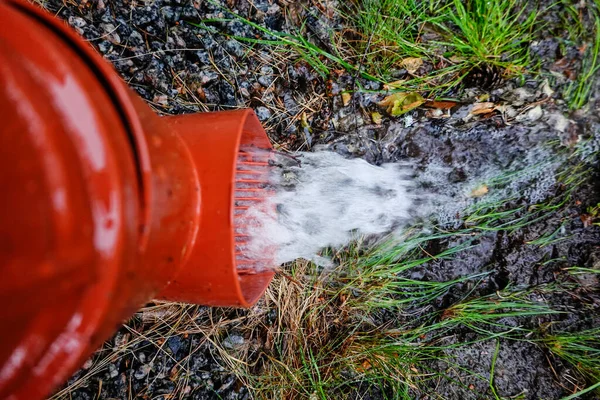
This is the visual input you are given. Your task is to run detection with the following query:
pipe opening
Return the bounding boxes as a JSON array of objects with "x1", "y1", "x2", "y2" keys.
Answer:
[
  {"x1": 233, "y1": 123, "x2": 276, "y2": 305},
  {"x1": 234, "y1": 141, "x2": 273, "y2": 274}
]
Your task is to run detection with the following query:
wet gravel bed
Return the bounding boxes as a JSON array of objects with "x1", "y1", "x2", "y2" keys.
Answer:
[{"x1": 36, "y1": 0, "x2": 600, "y2": 399}]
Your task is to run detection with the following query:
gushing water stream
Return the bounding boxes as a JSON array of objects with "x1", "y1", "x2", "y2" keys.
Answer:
[
  {"x1": 234, "y1": 142, "x2": 567, "y2": 271},
  {"x1": 236, "y1": 150, "x2": 419, "y2": 269}
]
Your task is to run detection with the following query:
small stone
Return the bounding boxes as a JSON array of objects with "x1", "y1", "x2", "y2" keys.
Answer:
[
  {"x1": 225, "y1": 40, "x2": 245, "y2": 58},
  {"x1": 181, "y1": 6, "x2": 200, "y2": 20},
  {"x1": 161, "y1": 6, "x2": 181, "y2": 22},
  {"x1": 364, "y1": 80, "x2": 382, "y2": 91},
  {"x1": 200, "y1": 371, "x2": 211, "y2": 379},
  {"x1": 100, "y1": 23, "x2": 121, "y2": 44},
  {"x1": 174, "y1": 35, "x2": 186, "y2": 48},
  {"x1": 255, "y1": 106, "x2": 272, "y2": 121},
  {"x1": 68, "y1": 16, "x2": 87, "y2": 29},
  {"x1": 134, "y1": 363, "x2": 152, "y2": 380},
  {"x1": 222, "y1": 334, "x2": 244, "y2": 349},
  {"x1": 526, "y1": 105, "x2": 543, "y2": 122},
  {"x1": 108, "y1": 363, "x2": 118, "y2": 379},
  {"x1": 97, "y1": 40, "x2": 113, "y2": 54},
  {"x1": 547, "y1": 112, "x2": 570, "y2": 133},
  {"x1": 541, "y1": 79, "x2": 554, "y2": 97},
  {"x1": 196, "y1": 51, "x2": 210, "y2": 65},
  {"x1": 153, "y1": 95, "x2": 169, "y2": 106},
  {"x1": 113, "y1": 332, "x2": 129, "y2": 348},
  {"x1": 167, "y1": 336, "x2": 182, "y2": 354},
  {"x1": 283, "y1": 93, "x2": 298, "y2": 114},
  {"x1": 257, "y1": 66, "x2": 274, "y2": 87},
  {"x1": 267, "y1": 4, "x2": 281, "y2": 15},
  {"x1": 511, "y1": 87, "x2": 536, "y2": 105},
  {"x1": 128, "y1": 31, "x2": 144, "y2": 47},
  {"x1": 192, "y1": 354, "x2": 208, "y2": 370},
  {"x1": 239, "y1": 87, "x2": 251, "y2": 98},
  {"x1": 199, "y1": 70, "x2": 218, "y2": 85}
]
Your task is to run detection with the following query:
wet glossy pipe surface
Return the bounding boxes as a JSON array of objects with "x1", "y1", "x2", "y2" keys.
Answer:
[{"x1": 0, "y1": 1, "x2": 274, "y2": 398}]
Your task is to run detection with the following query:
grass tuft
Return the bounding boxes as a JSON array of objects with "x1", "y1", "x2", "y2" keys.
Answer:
[
  {"x1": 564, "y1": 0, "x2": 600, "y2": 110},
  {"x1": 543, "y1": 328, "x2": 600, "y2": 393}
]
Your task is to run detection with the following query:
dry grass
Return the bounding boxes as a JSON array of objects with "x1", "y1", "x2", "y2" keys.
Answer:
[
  {"x1": 216, "y1": 260, "x2": 352, "y2": 399},
  {"x1": 50, "y1": 303, "x2": 243, "y2": 399},
  {"x1": 50, "y1": 260, "x2": 346, "y2": 399}
]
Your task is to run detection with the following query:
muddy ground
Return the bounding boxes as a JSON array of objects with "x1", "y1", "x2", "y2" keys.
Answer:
[{"x1": 38, "y1": 0, "x2": 600, "y2": 399}]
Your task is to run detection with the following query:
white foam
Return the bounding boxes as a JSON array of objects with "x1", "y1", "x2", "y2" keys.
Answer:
[
  {"x1": 238, "y1": 142, "x2": 569, "y2": 270},
  {"x1": 239, "y1": 151, "x2": 417, "y2": 267}
]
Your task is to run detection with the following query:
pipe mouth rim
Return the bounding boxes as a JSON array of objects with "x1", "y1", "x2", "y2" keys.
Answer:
[
  {"x1": 154, "y1": 110, "x2": 276, "y2": 308},
  {"x1": 232, "y1": 110, "x2": 276, "y2": 307}
]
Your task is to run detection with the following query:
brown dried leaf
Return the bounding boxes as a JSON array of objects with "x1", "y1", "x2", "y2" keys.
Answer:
[
  {"x1": 341, "y1": 92, "x2": 352, "y2": 107},
  {"x1": 470, "y1": 185, "x2": 489, "y2": 198},
  {"x1": 470, "y1": 102, "x2": 496, "y2": 116},
  {"x1": 581, "y1": 214, "x2": 594, "y2": 228},
  {"x1": 356, "y1": 359, "x2": 372, "y2": 372},
  {"x1": 551, "y1": 57, "x2": 572, "y2": 72},
  {"x1": 400, "y1": 57, "x2": 424, "y2": 74},
  {"x1": 424, "y1": 100, "x2": 459, "y2": 110},
  {"x1": 425, "y1": 108, "x2": 448, "y2": 119},
  {"x1": 195, "y1": 86, "x2": 207, "y2": 102}
]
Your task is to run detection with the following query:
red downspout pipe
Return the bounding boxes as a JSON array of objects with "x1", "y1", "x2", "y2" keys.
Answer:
[{"x1": 0, "y1": 1, "x2": 275, "y2": 398}]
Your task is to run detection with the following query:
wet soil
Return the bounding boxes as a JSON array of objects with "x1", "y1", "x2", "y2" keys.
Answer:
[{"x1": 38, "y1": 0, "x2": 600, "y2": 399}]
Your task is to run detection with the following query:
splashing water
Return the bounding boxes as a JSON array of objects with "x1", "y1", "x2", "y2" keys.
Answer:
[
  {"x1": 234, "y1": 140, "x2": 573, "y2": 272},
  {"x1": 236, "y1": 150, "x2": 418, "y2": 269}
]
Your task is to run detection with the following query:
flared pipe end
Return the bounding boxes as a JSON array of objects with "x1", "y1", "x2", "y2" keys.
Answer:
[{"x1": 156, "y1": 109, "x2": 276, "y2": 307}]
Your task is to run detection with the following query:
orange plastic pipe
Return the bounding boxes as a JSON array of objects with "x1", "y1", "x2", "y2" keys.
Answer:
[{"x1": 0, "y1": 1, "x2": 275, "y2": 399}]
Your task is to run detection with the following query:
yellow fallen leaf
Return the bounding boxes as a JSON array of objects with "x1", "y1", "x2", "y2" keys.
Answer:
[
  {"x1": 371, "y1": 112, "x2": 383, "y2": 125},
  {"x1": 378, "y1": 92, "x2": 425, "y2": 117},
  {"x1": 341, "y1": 91, "x2": 352, "y2": 107},
  {"x1": 470, "y1": 102, "x2": 496, "y2": 115},
  {"x1": 470, "y1": 185, "x2": 489, "y2": 198},
  {"x1": 400, "y1": 57, "x2": 423, "y2": 74},
  {"x1": 300, "y1": 112, "x2": 310, "y2": 129}
]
